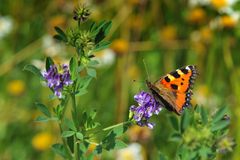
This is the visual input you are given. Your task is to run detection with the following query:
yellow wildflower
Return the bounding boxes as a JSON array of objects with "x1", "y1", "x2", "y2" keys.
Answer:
[
  {"x1": 187, "y1": 8, "x2": 206, "y2": 24},
  {"x1": 160, "y1": 25, "x2": 177, "y2": 42},
  {"x1": 220, "y1": 15, "x2": 237, "y2": 28},
  {"x1": 32, "y1": 132, "x2": 54, "y2": 151},
  {"x1": 211, "y1": 0, "x2": 227, "y2": 9},
  {"x1": 200, "y1": 27, "x2": 213, "y2": 43},
  {"x1": 111, "y1": 39, "x2": 129, "y2": 55},
  {"x1": 7, "y1": 80, "x2": 25, "y2": 96}
]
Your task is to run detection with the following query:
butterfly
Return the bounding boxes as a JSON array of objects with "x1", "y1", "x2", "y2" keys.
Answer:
[{"x1": 146, "y1": 65, "x2": 198, "y2": 115}]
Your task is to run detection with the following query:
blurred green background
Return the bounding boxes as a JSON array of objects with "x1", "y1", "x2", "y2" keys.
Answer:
[{"x1": 0, "y1": 0, "x2": 240, "y2": 159}]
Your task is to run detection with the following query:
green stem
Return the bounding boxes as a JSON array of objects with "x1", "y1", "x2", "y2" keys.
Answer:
[
  {"x1": 58, "y1": 96, "x2": 73, "y2": 159},
  {"x1": 78, "y1": 20, "x2": 81, "y2": 28},
  {"x1": 59, "y1": 123, "x2": 73, "y2": 159},
  {"x1": 71, "y1": 85, "x2": 80, "y2": 160},
  {"x1": 102, "y1": 121, "x2": 132, "y2": 131},
  {"x1": 74, "y1": 135, "x2": 79, "y2": 160},
  {"x1": 71, "y1": 94, "x2": 78, "y2": 116},
  {"x1": 60, "y1": 96, "x2": 69, "y2": 120}
]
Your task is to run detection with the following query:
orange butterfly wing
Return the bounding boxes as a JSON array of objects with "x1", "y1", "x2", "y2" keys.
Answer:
[{"x1": 150, "y1": 65, "x2": 198, "y2": 115}]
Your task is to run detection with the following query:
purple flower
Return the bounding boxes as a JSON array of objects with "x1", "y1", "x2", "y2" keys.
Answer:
[
  {"x1": 42, "y1": 64, "x2": 73, "y2": 98},
  {"x1": 130, "y1": 91, "x2": 162, "y2": 129}
]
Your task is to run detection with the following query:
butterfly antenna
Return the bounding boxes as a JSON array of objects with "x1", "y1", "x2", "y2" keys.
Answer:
[{"x1": 143, "y1": 59, "x2": 150, "y2": 81}]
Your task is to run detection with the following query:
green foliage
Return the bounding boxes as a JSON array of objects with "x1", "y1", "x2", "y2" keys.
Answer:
[
  {"x1": 46, "y1": 57, "x2": 54, "y2": 71},
  {"x1": 166, "y1": 106, "x2": 232, "y2": 160},
  {"x1": 23, "y1": 64, "x2": 43, "y2": 80},
  {"x1": 54, "y1": 27, "x2": 67, "y2": 42},
  {"x1": 35, "y1": 102, "x2": 51, "y2": 117},
  {"x1": 52, "y1": 143, "x2": 67, "y2": 158},
  {"x1": 69, "y1": 57, "x2": 78, "y2": 80}
]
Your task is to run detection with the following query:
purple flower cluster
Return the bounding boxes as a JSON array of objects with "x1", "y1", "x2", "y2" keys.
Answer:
[
  {"x1": 42, "y1": 64, "x2": 73, "y2": 98},
  {"x1": 130, "y1": 91, "x2": 162, "y2": 129}
]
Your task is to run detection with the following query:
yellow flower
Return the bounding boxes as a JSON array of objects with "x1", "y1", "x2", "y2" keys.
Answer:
[
  {"x1": 187, "y1": 8, "x2": 206, "y2": 24},
  {"x1": 220, "y1": 15, "x2": 237, "y2": 28},
  {"x1": 200, "y1": 27, "x2": 213, "y2": 43},
  {"x1": 111, "y1": 39, "x2": 129, "y2": 55},
  {"x1": 7, "y1": 80, "x2": 25, "y2": 96},
  {"x1": 211, "y1": 0, "x2": 227, "y2": 9},
  {"x1": 160, "y1": 25, "x2": 177, "y2": 42},
  {"x1": 32, "y1": 132, "x2": 54, "y2": 151}
]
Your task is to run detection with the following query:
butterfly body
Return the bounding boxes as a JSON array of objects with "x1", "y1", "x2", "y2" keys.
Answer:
[{"x1": 147, "y1": 65, "x2": 198, "y2": 115}]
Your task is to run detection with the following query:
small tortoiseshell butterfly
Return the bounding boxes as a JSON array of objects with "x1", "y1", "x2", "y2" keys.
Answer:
[{"x1": 146, "y1": 65, "x2": 198, "y2": 115}]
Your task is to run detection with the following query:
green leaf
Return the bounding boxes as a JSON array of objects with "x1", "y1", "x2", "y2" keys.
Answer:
[
  {"x1": 88, "y1": 60, "x2": 99, "y2": 67},
  {"x1": 46, "y1": 57, "x2": 54, "y2": 71},
  {"x1": 54, "y1": 26, "x2": 67, "y2": 42},
  {"x1": 169, "y1": 115, "x2": 179, "y2": 131},
  {"x1": 53, "y1": 34, "x2": 64, "y2": 41},
  {"x1": 64, "y1": 118, "x2": 77, "y2": 131},
  {"x1": 212, "y1": 107, "x2": 228, "y2": 123},
  {"x1": 23, "y1": 64, "x2": 43, "y2": 80},
  {"x1": 95, "y1": 21, "x2": 112, "y2": 43},
  {"x1": 91, "y1": 20, "x2": 108, "y2": 34},
  {"x1": 199, "y1": 146, "x2": 212, "y2": 159},
  {"x1": 102, "y1": 21, "x2": 112, "y2": 34},
  {"x1": 181, "y1": 110, "x2": 191, "y2": 133},
  {"x1": 87, "y1": 68, "x2": 96, "y2": 78},
  {"x1": 89, "y1": 109, "x2": 97, "y2": 119},
  {"x1": 62, "y1": 131, "x2": 76, "y2": 138},
  {"x1": 75, "y1": 89, "x2": 88, "y2": 96},
  {"x1": 159, "y1": 152, "x2": 168, "y2": 160},
  {"x1": 52, "y1": 143, "x2": 67, "y2": 158},
  {"x1": 76, "y1": 132, "x2": 83, "y2": 140},
  {"x1": 69, "y1": 57, "x2": 78, "y2": 80},
  {"x1": 35, "y1": 116, "x2": 49, "y2": 122},
  {"x1": 94, "y1": 41, "x2": 111, "y2": 52},
  {"x1": 79, "y1": 142, "x2": 88, "y2": 155},
  {"x1": 90, "y1": 22, "x2": 97, "y2": 32},
  {"x1": 83, "y1": 110, "x2": 100, "y2": 130},
  {"x1": 200, "y1": 106, "x2": 208, "y2": 124},
  {"x1": 169, "y1": 132, "x2": 182, "y2": 142},
  {"x1": 114, "y1": 140, "x2": 128, "y2": 149},
  {"x1": 102, "y1": 131, "x2": 117, "y2": 151},
  {"x1": 53, "y1": 104, "x2": 64, "y2": 120},
  {"x1": 93, "y1": 145, "x2": 103, "y2": 154},
  {"x1": 211, "y1": 120, "x2": 230, "y2": 132},
  {"x1": 78, "y1": 76, "x2": 93, "y2": 89},
  {"x1": 112, "y1": 122, "x2": 131, "y2": 136},
  {"x1": 35, "y1": 102, "x2": 51, "y2": 117}
]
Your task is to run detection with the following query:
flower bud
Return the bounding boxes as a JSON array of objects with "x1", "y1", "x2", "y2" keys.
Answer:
[{"x1": 73, "y1": 5, "x2": 91, "y2": 22}]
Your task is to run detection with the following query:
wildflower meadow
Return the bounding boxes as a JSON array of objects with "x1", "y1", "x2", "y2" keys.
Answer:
[{"x1": 0, "y1": 0, "x2": 240, "y2": 160}]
